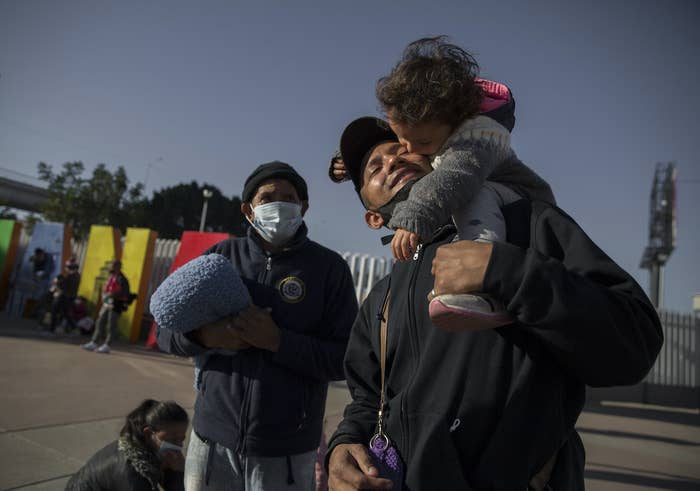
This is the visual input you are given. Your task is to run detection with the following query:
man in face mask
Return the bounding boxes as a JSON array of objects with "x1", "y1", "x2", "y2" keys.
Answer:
[{"x1": 156, "y1": 161, "x2": 358, "y2": 491}]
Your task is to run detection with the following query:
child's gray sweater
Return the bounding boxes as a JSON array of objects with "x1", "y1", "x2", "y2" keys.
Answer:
[{"x1": 388, "y1": 115, "x2": 555, "y2": 239}]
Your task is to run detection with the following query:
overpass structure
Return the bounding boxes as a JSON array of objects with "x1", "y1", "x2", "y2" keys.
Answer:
[{"x1": 0, "y1": 167, "x2": 49, "y2": 212}]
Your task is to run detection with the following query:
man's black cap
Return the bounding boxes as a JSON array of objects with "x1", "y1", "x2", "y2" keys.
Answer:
[
  {"x1": 339, "y1": 117, "x2": 397, "y2": 191},
  {"x1": 242, "y1": 161, "x2": 309, "y2": 202}
]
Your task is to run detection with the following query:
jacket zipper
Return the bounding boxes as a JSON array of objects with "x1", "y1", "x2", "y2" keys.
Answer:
[
  {"x1": 400, "y1": 242, "x2": 424, "y2": 460},
  {"x1": 236, "y1": 376, "x2": 253, "y2": 453},
  {"x1": 238, "y1": 254, "x2": 273, "y2": 453}
]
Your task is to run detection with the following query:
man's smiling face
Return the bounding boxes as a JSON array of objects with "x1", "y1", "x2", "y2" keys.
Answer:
[{"x1": 359, "y1": 141, "x2": 432, "y2": 211}]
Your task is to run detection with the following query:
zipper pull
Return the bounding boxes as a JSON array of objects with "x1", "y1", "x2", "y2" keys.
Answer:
[
  {"x1": 266, "y1": 257, "x2": 272, "y2": 271},
  {"x1": 412, "y1": 243, "x2": 423, "y2": 261}
]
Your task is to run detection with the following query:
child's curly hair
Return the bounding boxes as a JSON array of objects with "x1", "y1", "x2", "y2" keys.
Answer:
[{"x1": 376, "y1": 36, "x2": 482, "y2": 128}]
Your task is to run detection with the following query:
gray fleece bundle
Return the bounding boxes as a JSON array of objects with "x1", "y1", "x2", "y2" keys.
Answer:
[
  {"x1": 150, "y1": 253, "x2": 251, "y2": 388},
  {"x1": 150, "y1": 253, "x2": 250, "y2": 331}
]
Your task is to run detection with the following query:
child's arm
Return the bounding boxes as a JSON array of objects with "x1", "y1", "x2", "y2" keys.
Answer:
[
  {"x1": 391, "y1": 228, "x2": 420, "y2": 261},
  {"x1": 388, "y1": 123, "x2": 511, "y2": 239}
]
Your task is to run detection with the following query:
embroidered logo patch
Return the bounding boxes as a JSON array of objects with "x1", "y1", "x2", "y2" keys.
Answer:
[{"x1": 277, "y1": 276, "x2": 305, "y2": 303}]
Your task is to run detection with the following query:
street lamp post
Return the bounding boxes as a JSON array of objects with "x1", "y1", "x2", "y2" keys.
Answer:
[
  {"x1": 143, "y1": 157, "x2": 163, "y2": 193},
  {"x1": 199, "y1": 188, "x2": 214, "y2": 232}
]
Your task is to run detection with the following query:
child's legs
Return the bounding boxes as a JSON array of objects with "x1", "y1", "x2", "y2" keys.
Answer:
[{"x1": 452, "y1": 181, "x2": 522, "y2": 243}]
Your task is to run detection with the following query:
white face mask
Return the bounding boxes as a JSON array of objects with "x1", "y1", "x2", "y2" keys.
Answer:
[
  {"x1": 158, "y1": 440, "x2": 183, "y2": 455},
  {"x1": 247, "y1": 201, "x2": 303, "y2": 246},
  {"x1": 151, "y1": 433, "x2": 183, "y2": 457}
]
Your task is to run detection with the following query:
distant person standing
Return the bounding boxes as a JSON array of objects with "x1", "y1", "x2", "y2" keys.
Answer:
[
  {"x1": 81, "y1": 260, "x2": 130, "y2": 354},
  {"x1": 49, "y1": 257, "x2": 81, "y2": 333}
]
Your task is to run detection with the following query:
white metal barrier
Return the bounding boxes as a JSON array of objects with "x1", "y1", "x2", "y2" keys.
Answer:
[{"x1": 646, "y1": 310, "x2": 699, "y2": 387}]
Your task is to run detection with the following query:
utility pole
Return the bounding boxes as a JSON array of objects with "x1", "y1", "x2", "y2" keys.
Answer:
[
  {"x1": 143, "y1": 157, "x2": 163, "y2": 193},
  {"x1": 199, "y1": 188, "x2": 213, "y2": 232}
]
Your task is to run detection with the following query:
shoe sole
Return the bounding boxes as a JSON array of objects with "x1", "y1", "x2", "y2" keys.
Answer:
[{"x1": 429, "y1": 297, "x2": 514, "y2": 332}]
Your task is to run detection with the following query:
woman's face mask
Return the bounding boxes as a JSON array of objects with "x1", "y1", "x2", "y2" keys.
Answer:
[
  {"x1": 247, "y1": 201, "x2": 303, "y2": 246},
  {"x1": 157, "y1": 438, "x2": 183, "y2": 455},
  {"x1": 151, "y1": 432, "x2": 184, "y2": 456}
]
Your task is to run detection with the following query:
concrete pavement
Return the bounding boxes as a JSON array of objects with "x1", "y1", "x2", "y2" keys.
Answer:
[{"x1": 1, "y1": 313, "x2": 698, "y2": 490}]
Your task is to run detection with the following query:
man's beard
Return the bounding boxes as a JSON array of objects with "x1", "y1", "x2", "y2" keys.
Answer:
[{"x1": 375, "y1": 179, "x2": 417, "y2": 225}]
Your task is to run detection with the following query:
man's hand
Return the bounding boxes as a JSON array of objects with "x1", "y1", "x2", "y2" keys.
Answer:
[
  {"x1": 328, "y1": 444, "x2": 393, "y2": 490},
  {"x1": 430, "y1": 240, "x2": 494, "y2": 299},
  {"x1": 191, "y1": 317, "x2": 251, "y2": 350},
  {"x1": 391, "y1": 229, "x2": 420, "y2": 262},
  {"x1": 230, "y1": 304, "x2": 281, "y2": 352}
]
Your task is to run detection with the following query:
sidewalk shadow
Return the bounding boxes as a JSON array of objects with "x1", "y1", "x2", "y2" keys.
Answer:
[
  {"x1": 0, "y1": 318, "x2": 192, "y2": 367},
  {"x1": 585, "y1": 400, "x2": 700, "y2": 427},
  {"x1": 578, "y1": 426, "x2": 698, "y2": 447},
  {"x1": 585, "y1": 466, "x2": 699, "y2": 490}
]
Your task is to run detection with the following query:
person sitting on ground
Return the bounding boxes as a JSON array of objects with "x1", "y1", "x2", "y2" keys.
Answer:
[
  {"x1": 30, "y1": 247, "x2": 55, "y2": 320},
  {"x1": 71, "y1": 296, "x2": 94, "y2": 335},
  {"x1": 66, "y1": 399, "x2": 189, "y2": 491}
]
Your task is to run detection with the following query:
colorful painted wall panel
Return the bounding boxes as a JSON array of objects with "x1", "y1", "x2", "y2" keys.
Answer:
[
  {"x1": 77, "y1": 226, "x2": 122, "y2": 316},
  {"x1": 145, "y1": 231, "x2": 230, "y2": 348},
  {"x1": 117, "y1": 228, "x2": 158, "y2": 342},
  {"x1": 7, "y1": 222, "x2": 71, "y2": 316},
  {"x1": 0, "y1": 220, "x2": 22, "y2": 309}
]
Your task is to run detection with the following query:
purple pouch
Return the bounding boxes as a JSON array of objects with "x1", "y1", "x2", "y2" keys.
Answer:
[{"x1": 369, "y1": 434, "x2": 403, "y2": 490}]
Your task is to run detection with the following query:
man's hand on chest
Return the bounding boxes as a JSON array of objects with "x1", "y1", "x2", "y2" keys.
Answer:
[{"x1": 230, "y1": 304, "x2": 281, "y2": 352}]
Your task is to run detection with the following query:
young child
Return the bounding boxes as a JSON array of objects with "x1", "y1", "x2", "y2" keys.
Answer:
[
  {"x1": 334, "y1": 37, "x2": 555, "y2": 331},
  {"x1": 384, "y1": 36, "x2": 557, "y2": 331}
]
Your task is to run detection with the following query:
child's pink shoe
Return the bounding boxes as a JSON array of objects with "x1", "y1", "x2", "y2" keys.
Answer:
[{"x1": 429, "y1": 293, "x2": 514, "y2": 331}]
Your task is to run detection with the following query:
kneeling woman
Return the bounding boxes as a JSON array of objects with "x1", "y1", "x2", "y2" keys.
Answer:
[{"x1": 67, "y1": 399, "x2": 189, "y2": 491}]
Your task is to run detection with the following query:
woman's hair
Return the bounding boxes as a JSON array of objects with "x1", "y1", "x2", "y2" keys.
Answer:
[
  {"x1": 119, "y1": 399, "x2": 189, "y2": 447},
  {"x1": 376, "y1": 36, "x2": 482, "y2": 128}
]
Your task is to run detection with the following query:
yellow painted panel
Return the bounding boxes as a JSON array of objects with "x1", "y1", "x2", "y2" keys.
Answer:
[
  {"x1": 77, "y1": 226, "x2": 121, "y2": 316},
  {"x1": 118, "y1": 228, "x2": 157, "y2": 342}
]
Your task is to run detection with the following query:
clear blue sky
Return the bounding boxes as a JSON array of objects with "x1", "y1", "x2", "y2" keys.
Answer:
[{"x1": 1, "y1": 0, "x2": 698, "y2": 311}]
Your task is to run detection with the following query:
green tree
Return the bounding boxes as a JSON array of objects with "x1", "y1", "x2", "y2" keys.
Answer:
[
  {"x1": 37, "y1": 162, "x2": 146, "y2": 239},
  {"x1": 140, "y1": 181, "x2": 247, "y2": 239}
]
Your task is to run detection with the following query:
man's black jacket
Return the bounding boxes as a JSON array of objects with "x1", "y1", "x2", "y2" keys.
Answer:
[{"x1": 328, "y1": 200, "x2": 662, "y2": 490}]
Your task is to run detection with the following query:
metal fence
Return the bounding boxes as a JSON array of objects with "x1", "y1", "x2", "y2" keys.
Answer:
[{"x1": 646, "y1": 310, "x2": 698, "y2": 387}]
